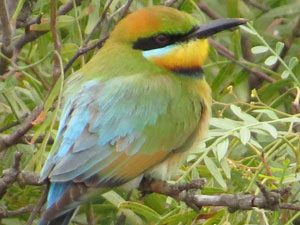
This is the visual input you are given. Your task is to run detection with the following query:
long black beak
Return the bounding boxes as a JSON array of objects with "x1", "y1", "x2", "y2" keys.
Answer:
[{"x1": 184, "y1": 18, "x2": 247, "y2": 40}]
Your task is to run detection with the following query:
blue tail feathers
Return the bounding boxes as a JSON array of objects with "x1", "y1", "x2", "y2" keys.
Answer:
[
  {"x1": 47, "y1": 182, "x2": 71, "y2": 208},
  {"x1": 38, "y1": 182, "x2": 72, "y2": 225}
]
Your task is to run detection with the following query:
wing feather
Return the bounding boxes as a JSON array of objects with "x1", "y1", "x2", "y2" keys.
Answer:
[{"x1": 41, "y1": 74, "x2": 202, "y2": 187}]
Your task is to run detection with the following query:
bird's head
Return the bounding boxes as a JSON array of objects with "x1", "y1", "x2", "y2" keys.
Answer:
[{"x1": 108, "y1": 6, "x2": 246, "y2": 75}]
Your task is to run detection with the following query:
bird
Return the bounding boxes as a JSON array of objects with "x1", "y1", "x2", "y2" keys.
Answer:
[{"x1": 37, "y1": 5, "x2": 245, "y2": 225}]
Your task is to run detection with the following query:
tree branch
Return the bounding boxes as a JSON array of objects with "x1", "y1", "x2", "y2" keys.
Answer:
[{"x1": 140, "y1": 178, "x2": 297, "y2": 212}]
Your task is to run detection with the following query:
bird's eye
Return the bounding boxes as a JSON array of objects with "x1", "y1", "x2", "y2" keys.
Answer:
[{"x1": 154, "y1": 35, "x2": 169, "y2": 45}]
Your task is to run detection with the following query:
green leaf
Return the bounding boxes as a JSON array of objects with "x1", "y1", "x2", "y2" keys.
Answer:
[
  {"x1": 275, "y1": 42, "x2": 284, "y2": 55},
  {"x1": 102, "y1": 191, "x2": 125, "y2": 207},
  {"x1": 204, "y1": 156, "x2": 227, "y2": 189},
  {"x1": 249, "y1": 138, "x2": 262, "y2": 149},
  {"x1": 119, "y1": 201, "x2": 161, "y2": 222},
  {"x1": 85, "y1": 0, "x2": 101, "y2": 34},
  {"x1": 102, "y1": 191, "x2": 143, "y2": 225},
  {"x1": 160, "y1": 211, "x2": 197, "y2": 225},
  {"x1": 283, "y1": 173, "x2": 300, "y2": 183},
  {"x1": 211, "y1": 64, "x2": 235, "y2": 98},
  {"x1": 281, "y1": 70, "x2": 290, "y2": 79},
  {"x1": 230, "y1": 104, "x2": 258, "y2": 123},
  {"x1": 220, "y1": 159, "x2": 231, "y2": 179},
  {"x1": 253, "y1": 109, "x2": 279, "y2": 120},
  {"x1": 240, "y1": 127, "x2": 251, "y2": 144},
  {"x1": 216, "y1": 138, "x2": 229, "y2": 161},
  {"x1": 264, "y1": 56, "x2": 278, "y2": 66},
  {"x1": 210, "y1": 117, "x2": 241, "y2": 129},
  {"x1": 44, "y1": 75, "x2": 63, "y2": 112},
  {"x1": 288, "y1": 57, "x2": 299, "y2": 70},
  {"x1": 251, "y1": 46, "x2": 268, "y2": 54},
  {"x1": 232, "y1": 30, "x2": 242, "y2": 59},
  {"x1": 227, "y1": 0, "x2": 239, "y2": 17},
  {"x1": 61, "y1": 43, "x2": 79, "y2": 59},
  {"x1": 30, "y1": 15, "x2": 75, "y2": 31},
  {"x1": 255, "y1": 124, "x2": 277, "y2": 139},
  {"x1": 280, "y1": 117, "x2": 300, "y2": 123}
]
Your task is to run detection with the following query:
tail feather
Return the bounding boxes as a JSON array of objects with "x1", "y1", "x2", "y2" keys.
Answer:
[
  {"x1": 38, "y1": 183, "x2": 88, "y2": 225},
  {"x1": 38, "y1": 209, "x2": 75, "y2": 225}
]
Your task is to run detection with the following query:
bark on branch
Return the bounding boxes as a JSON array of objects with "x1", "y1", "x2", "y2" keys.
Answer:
[{"x1": 140, "y1": 177, "x2": 298, "y2": 212}]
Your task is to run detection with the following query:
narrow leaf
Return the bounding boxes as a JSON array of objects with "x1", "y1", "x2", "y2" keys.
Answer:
[
  {"x1": 119, "y1": 201, "x2": 161, "y2": 221},
  {"x1": 240, "y1": 127, "x2": 251, "y2": 144},
  {"x1": 210, "y1": 117, "x2": 241, "y2": 129},
  {"x1": 253, "y1": 109, "x2": 279, "y2": 120},
  {"x1": 204, "y1": 156, "x2": 227, "y2": 189},
  {"x1": 256, "y1": 123, "x2": 278, "y2": 138},
  {"x1": 216, "y1": 138, "x2": 229, "y2": 161},
  {"x1": 230, "y1": 104, "x2": 258, "y2": 123},
  {"x1": 220, "y1": 159, "x2": 231, "y2": 179},
  {"x1": 280, "y1": 117, "x2": 300, "y2": 123}
]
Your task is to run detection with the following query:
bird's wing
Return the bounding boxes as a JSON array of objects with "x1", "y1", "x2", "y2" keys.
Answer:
[{"x1": 40, "y1": 74, "x2": 202, "y2": 187}]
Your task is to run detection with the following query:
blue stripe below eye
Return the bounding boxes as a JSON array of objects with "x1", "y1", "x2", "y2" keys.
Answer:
[{"x1": 142, "y1": 45, "x2": 176, "y2": 58}]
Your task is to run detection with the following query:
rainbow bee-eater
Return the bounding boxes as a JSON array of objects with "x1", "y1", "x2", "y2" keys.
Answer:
[{"x1": 38, "y1": 6, "x2": 245, "y2": 225}]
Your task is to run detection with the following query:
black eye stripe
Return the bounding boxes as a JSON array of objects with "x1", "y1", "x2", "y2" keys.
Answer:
[{"x1": 133, "y1": 27, "x2": 196, "y2": 51}]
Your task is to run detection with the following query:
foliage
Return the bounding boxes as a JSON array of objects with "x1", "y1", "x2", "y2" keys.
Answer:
[{"x1": 0, "y1": 0, "x2": 300, "y2": 224}]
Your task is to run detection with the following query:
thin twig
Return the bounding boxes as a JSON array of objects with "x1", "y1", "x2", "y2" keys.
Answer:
[
  {"x1": 0, "y1": 205, "x2": 35, "y2": 218},
  {"x1": 198, "y1": 1, "x2": 220, "y2": 20},
  {"x1": 0, "y1": 121, "x2": 21, "y2": 133},
  {"x1": 63, "y1": 35, "x2": 108, "y2": 73},
  {"x1": 0, "y1": 0, "x2": 14, "y2": 74},
  {"x1": 245, "y1": 0, "x2": 270, "y2": 12},
  {"x1": 26, "y1": 183, "x2": 49, "y2": 225},
  {"x1": 16, "y1": 13, "x2": 43, "y2": 28},
  {"x1": 50, "y1": 0, "x2": 61, "y2": 81},
  {"x1": 0, "y1": 152, "x2": 22, "y2": 199},
  {"x1": 0, "y1": 106, "x2": 44, "y2": 152}
]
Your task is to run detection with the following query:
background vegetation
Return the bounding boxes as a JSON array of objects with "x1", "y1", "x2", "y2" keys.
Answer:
[{"x1": 0, "y1": 0, "x2": 300, "y2": 224}]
